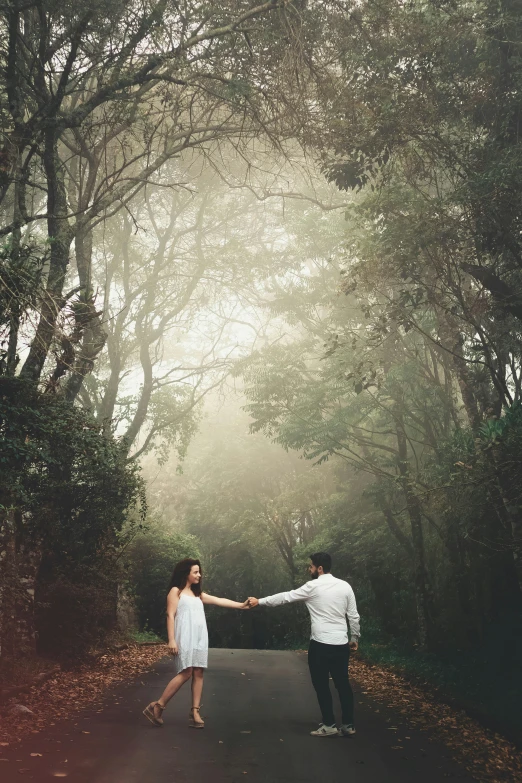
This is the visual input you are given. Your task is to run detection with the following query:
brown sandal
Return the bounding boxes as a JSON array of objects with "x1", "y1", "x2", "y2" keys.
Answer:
[
  {"x1": 143, "y1": 701, "x2": 164, "y2": 727},
  {"x1": 189, "y1": 705, "x2": 204, "y2": 728}
]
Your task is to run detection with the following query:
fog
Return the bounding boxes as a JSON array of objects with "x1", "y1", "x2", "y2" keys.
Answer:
[{"x1": 2, "y1": 0, "x2": 522, "y2": 743}]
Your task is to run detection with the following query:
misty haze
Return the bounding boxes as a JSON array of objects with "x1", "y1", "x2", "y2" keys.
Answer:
[{"x1": 1, "y1": 2, "x2": 522, "y2": 781}]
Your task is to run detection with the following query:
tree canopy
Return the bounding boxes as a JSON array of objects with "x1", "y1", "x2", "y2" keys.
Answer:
[{"x1": 2, "y1": 0, "x2": 522, "y2": 743}]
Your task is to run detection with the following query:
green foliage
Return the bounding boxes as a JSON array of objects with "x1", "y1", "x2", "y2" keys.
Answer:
[
  {"x1": 129, "y1": 629, "x2": 163, "y2": 643},
  {"x1": 236, "y1": 159, "x2": 522, "y2": 733},
  {"x1": 0, "y1": 240, "x2": 44, "y2": 326},
  {"x1": 316, "y1": 0, "x2": 522, "y2": 409},
  {"x1": 124, "y1": 517, "x2": 199, "y2": 637},
  {"x1": 360, "y1": 619, "x2": 522, "y2": 745},
  {"x1": 0, "y1": 377, "x2": 145, "y2": 657},
  {"x1": 0, "y1": 240, "x2": 45, "y2": 375},
  {"x1": 2, "y1": 0, "x2": 522, "y2": 741},
  {"x1": 0, "y1": 378, "x2": 144, "y2": 543}
]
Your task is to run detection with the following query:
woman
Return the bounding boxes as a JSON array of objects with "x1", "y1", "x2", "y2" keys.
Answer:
[{"x1": 143, "y1": 558, "x2": 249, "y2": 728}]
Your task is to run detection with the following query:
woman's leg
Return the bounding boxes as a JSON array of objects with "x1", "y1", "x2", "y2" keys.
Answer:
[
  {"x1": 191, "y1": 667, "x2": 204, "y2": 707},
  {"x1": 190, "y1": 666, "x2": 205, "y2": 727},
  {"x1": 156, "y1": 667, "x2": 192, "y2": 711}
]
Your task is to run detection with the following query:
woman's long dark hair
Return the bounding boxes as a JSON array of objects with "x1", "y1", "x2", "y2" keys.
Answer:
[{"x1": 168, "y1": 558, "x2": 202, "y2": 597}]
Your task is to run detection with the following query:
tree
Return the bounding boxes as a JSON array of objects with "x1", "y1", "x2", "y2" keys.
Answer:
[
  {"x1": 0, "y1": 0, "x2": 298, "y2": 391},
  {"x1": 82, "y1": 157, "x2": 303, "y2": 460},
  {"x1": 297, "y1": 0, "x2": 522, "y2": 408},
  {"x1": 0, "y1": 0, "x2": 307, "y2": 661},
  {"x1": 0, "y1": 377, "x2": 144, "y2": 659},
  {"x1": 238, "y1": 198, "x2": 522, "y2": 648}
]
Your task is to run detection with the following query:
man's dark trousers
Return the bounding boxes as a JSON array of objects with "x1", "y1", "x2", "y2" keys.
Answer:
[{"x1": 308, "y1": 639, "x2": 354, "y2": 726}]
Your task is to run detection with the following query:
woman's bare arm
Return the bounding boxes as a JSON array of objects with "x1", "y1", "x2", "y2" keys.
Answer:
[
  {"x1": 166, "y1": 588, "x2": 180, "y2": 654},
  {"x1": 201, "y1": 593, "x2": 249, "y2": 609}
]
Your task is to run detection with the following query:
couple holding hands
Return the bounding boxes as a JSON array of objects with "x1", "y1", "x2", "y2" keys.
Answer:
[{"x1": 143, "y1": 552, "x2": 360, "y2": 738}]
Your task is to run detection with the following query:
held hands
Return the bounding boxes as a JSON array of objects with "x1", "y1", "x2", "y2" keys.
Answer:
[
  {"x1": 349, "y1": 640, "x2": 359, "y2": 652},
  {"x1": 237, "y1": 597, "x2": 259, "y2": 609},
  {"x1": 168, "y1": 640, "x2": 179, "y2": 656}
]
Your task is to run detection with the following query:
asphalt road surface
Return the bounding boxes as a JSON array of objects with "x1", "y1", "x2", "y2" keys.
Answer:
[{"x1": 0, "y1": 649, "x2": 476, "y2": 783}]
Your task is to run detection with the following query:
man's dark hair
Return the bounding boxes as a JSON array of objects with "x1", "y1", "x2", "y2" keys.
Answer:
[{"x1": 309, "y1": 552, "x2": 332, "y2": 573}]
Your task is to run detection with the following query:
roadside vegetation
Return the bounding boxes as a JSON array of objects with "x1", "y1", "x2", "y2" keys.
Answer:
[{"x1": 2, "y1": 0, "x2": 522, "y2": 750}]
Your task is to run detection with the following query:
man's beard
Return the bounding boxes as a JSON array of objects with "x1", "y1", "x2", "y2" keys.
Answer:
[{"x1": 311, "y1": 570, "x2": 319, "y2": 579}]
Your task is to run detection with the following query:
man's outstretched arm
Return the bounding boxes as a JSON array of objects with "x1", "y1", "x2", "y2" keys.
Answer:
[{"x1": 248, "y1": 582, "x2": 314, "y2": 608}]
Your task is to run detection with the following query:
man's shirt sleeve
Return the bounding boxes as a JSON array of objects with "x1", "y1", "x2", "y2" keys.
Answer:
[
  {"x1": 258, "y1": 581, "x2": 314, "y2": 607},
  {"x1": 346, "y1": 586, "x2": 361, "y2": 640}
]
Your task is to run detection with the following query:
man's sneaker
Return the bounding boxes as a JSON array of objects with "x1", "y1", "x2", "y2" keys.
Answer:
[
  {"x1": 310, "y1": 723, "x2": 339, "y2": 737},
  {"x1": 340, "y1": 723, "x2": 356, "y2": 736}
]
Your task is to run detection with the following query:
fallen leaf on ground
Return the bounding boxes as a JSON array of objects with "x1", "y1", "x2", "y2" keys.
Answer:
[
  {"x1": 350, "y1": 657, "x2": 522, "y2": 783},
  {"x1": 0, "y1": 645, "x2": 166, "y2": 749}
]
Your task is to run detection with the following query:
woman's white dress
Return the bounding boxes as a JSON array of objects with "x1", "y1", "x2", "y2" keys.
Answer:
[{"x1": 174, "y1": 593, "x2": 209, "y2": 674}]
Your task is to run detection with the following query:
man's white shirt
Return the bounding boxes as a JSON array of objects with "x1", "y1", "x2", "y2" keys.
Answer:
[{"x1": 258, "y1": 573, "x2": 360, "y2": 645}]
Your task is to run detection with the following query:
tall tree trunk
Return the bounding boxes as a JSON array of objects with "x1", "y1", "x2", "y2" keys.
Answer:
[
  {"x1": 13, "y1": 510, "x2": 40, "y2": 657},
  {"x1": 382, "y1": 506, "x2": 414, "y2": 558},
  {"x1": 97, "y1": 346, "x2": 122, "y2": 434},
  {"x1": 0, "y1": 507, "x2": 16, "y2": 661},
  {"x1": 488, "y1": 448, "x2": 522, "y2": 599},
  {"x1": 266, "y1": 513, "x2": 297, "y2": 584},
  {"x1": 443, "y1": 520, "x2": 478, "y2": 645},
  {"x1": 123, "y1": 336, "x2": 153, "y2": 452},
  {"x1": 64, "y1": 223, "x2": 107, "y2": 401},
  {"x1": 435, "y1": 312, "x2": 483, "y2": 428},
  {"x1": 6, "y1": 180, "x2": 23, "y2": 376},
  {"x1": 20, "y1": 130, "x2": 73, "y2": 384},
  {"x1": 395, "y1": 417, "x2": 433, "y2": 649},
  {"x1": 0, "y1": 506, "x2": 40, "y2": 660},
  {"x1": 483, "y1": 459, "x2": 522, "y2": 613},
  {"x1": 6, "y1": 309, "x2": 20, "y2": 377}
]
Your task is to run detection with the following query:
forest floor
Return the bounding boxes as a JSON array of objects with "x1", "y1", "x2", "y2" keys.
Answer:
[
  {"x1": 0, "y1": 645, "x2": 520, "y2": 782},
  {"x1": 349, "y1": 656, "x2": 522, "y2": 782}
]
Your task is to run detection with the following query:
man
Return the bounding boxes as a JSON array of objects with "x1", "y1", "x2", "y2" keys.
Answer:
[{"x1": 248, "y1": 552, "x2": 360, "y2": 738}]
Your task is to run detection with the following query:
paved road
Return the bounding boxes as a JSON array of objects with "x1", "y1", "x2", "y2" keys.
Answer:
[{"x1": 1, "y1": 649, "x2": 475, "y2": 783}]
